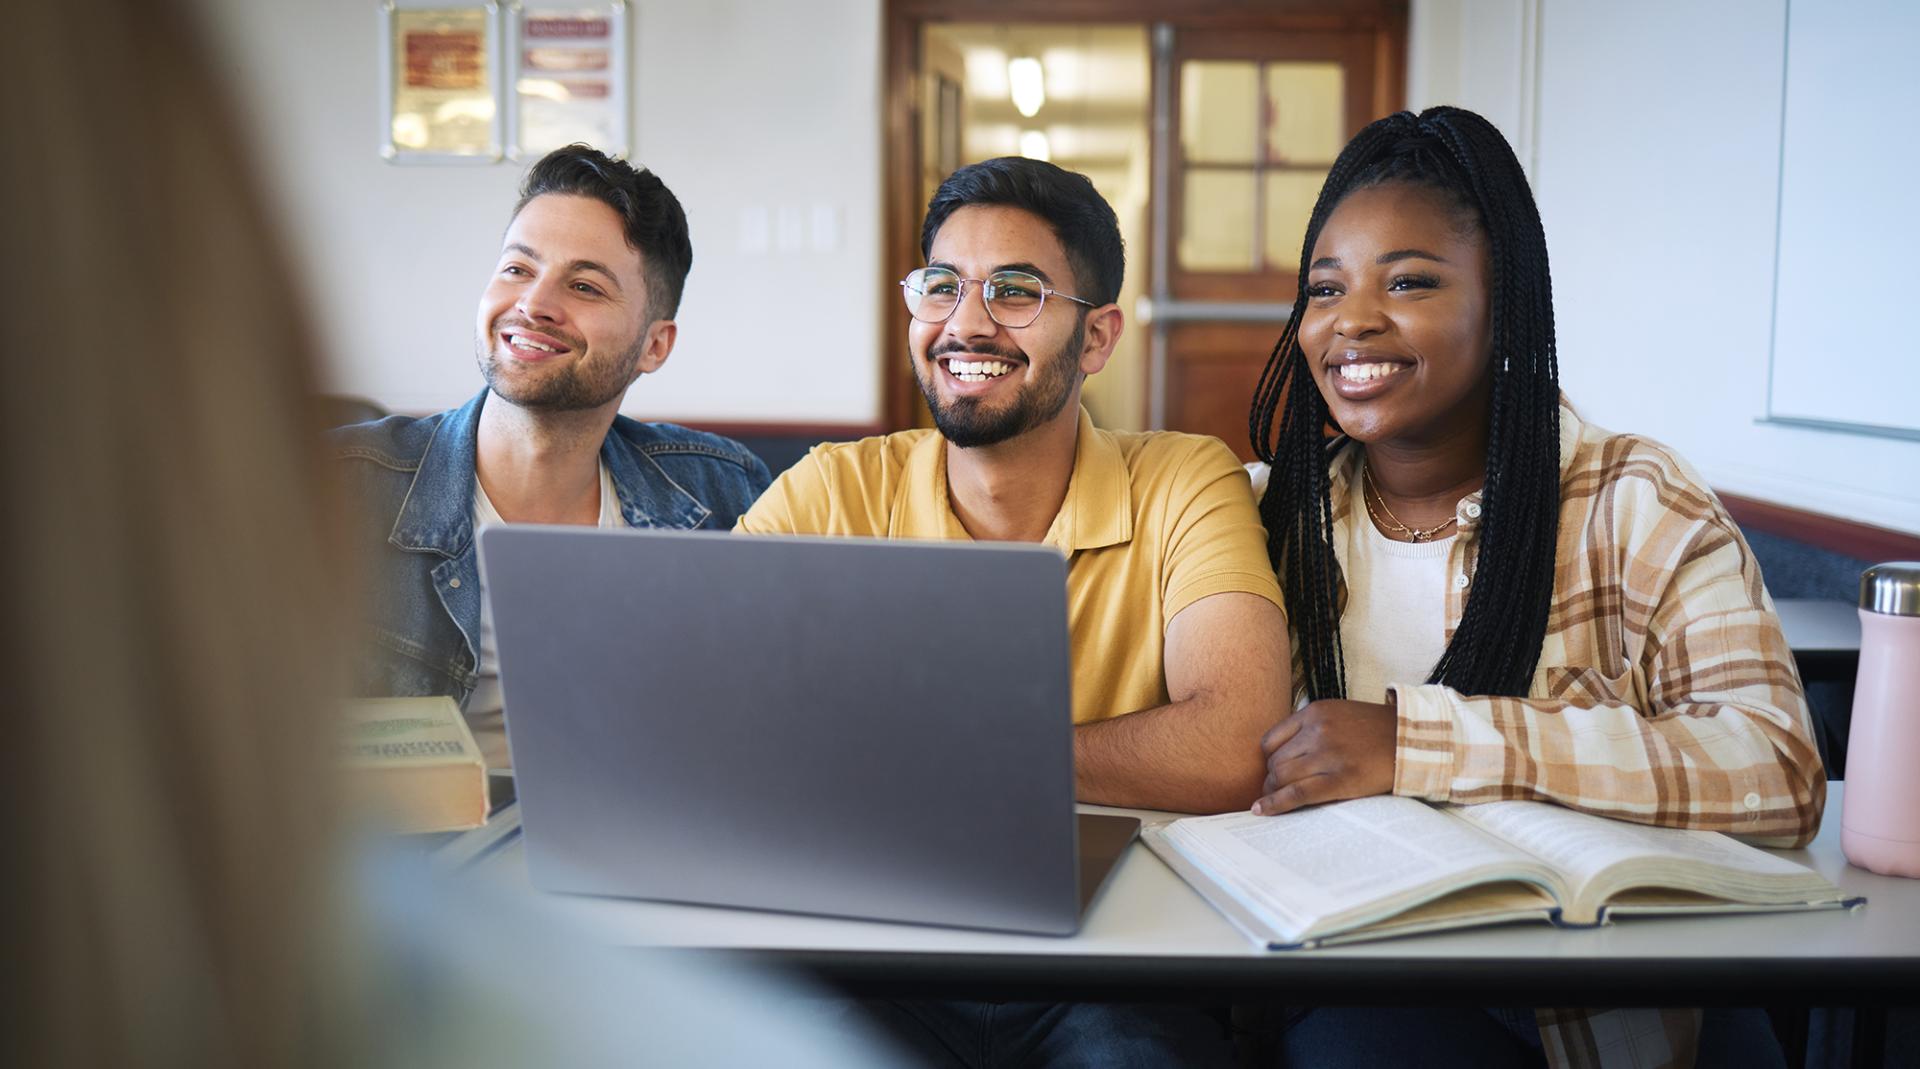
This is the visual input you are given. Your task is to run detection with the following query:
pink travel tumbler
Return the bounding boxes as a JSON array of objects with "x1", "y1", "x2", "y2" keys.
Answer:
[{"x1": 1842, "y1": 562, "x2": 1920, "y2": 878}]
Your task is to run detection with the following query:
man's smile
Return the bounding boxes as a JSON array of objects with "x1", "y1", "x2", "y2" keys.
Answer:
[
  {"x1": 498, "y1": 324, "x2": 575, "y2": 360},
  {"x1": 931, "y1": 344, "x2": 1027, "y2": 395},
  {"x1": 942, "y1": 356, "x2": 1016, "y2": 382}
]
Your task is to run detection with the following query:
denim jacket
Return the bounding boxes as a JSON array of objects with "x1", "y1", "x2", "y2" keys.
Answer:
[{"x1": 328, "y1": 388, "x2": 771, "y2": 703}]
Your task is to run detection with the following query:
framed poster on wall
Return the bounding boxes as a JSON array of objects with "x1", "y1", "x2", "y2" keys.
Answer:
[
  {"x1": 506, "y1": 1, "x2": 630, "y2": 159},
  {"x1": 378, "y1": 0, "x2": 503, "y2": 162}
]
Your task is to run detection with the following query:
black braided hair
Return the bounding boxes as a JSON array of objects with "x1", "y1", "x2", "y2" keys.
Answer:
[{"x1": 1249, "y1": 106, "x2": 1561, "y2": 701}]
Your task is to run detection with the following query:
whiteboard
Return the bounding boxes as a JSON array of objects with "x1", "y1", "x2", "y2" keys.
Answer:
[{"x1": 1768, "y1": 0, "x2": 1920, "y2": 438}]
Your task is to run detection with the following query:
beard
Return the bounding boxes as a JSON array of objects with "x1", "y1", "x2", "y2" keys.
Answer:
[
  {"x1": 915, "y1": 316, "x2": 1084, "y2": 449},
  {"x1": 475, "y1": 320, "x2": 643, "y2": 411}
]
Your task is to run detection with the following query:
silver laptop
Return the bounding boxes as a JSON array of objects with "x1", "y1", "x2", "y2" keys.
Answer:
[{"x1": 478, "y1": 526, "x2": 1138, "y2": 936}]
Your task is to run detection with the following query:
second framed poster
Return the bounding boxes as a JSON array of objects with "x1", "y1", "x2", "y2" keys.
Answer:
[{"x1": 507, "y1": 1, "x2": 630, "y2": 159}]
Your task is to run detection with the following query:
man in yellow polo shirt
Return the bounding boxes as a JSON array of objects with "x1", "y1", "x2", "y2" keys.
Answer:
[{"x1": 738, "y1": 156, "x2": 1290, "y2": 820}]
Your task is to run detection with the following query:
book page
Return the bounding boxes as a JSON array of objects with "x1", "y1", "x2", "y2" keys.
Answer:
[
  {"x1": 1325, "y1": 881, "x2": 1558, "y2": 947},
  {"x1": 341, "y1": 696, "x2": 484, "y2": 769},
  {"x1": 1451, "y1": 801, "x2": 1808, "y2": 884},
  {"x1": 1165, "y1": 796, "x2": 1541, "y2": 929}
]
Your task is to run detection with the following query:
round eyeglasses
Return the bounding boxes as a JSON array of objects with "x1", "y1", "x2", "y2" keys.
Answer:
[{"x1": 899, "y1": 267, "x2": 1097, "y2": 329}]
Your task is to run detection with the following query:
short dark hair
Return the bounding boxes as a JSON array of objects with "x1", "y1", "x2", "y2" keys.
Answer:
[
  {"x1": 512, "y1": 144, "x2": 692, "y2": 319},
  {"x1": 921, "y1": 157, "x2": 1124, "y2": 305}
]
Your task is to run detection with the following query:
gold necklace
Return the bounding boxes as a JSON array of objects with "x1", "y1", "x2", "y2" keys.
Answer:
[{"x1": 1361, "y1": 463, "x2": 1458, "y2": 543}]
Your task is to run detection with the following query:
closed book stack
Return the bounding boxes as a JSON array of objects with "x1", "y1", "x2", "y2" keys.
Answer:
[{"x1": 340, "y1": 696, "x2": 488, "y2": 833}]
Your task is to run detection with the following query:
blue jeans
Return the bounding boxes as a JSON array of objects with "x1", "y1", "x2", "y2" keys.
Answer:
[
  {"x1": 1274, "y1": 1007, "x2": 1544, "y2": 1068},
  {"x1": 842, "y1": 1000, "x2": 1235, "y2": 1069}
]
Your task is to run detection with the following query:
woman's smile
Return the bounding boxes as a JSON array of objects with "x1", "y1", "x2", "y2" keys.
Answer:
[{"x1": 1328, "y1": 351, "x2": 1417, "y2": 399}]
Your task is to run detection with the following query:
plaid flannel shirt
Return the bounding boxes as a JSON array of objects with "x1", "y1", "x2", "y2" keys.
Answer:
[
  {"x1": 1308, "y1": 400, "x2": 1825, "y2": 842},
  {"x1": 1266, "y1": 400, "x2": 1826, "y2": 1067}
]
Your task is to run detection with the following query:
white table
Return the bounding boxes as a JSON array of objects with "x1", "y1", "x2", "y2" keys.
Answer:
[
  {"x1": 1775, "y1": 598, "x2": 1863, "y2": 655},
  {"x1": 446, "y1": 782, "x2": 1917, "y2": 1004}
]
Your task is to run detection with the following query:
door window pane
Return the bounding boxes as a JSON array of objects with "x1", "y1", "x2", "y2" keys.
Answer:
[
  {"x1": 1264, "y1": 63, "x2": 1345, "y2": 165},
  {"x1": 1263, "y1": 170, "x2": 1328, "y2": 271},
  {"x1": 1180, "y1": 170, "x2": 1257, "y2": 270},
  {"x1": 1179, "y1": 61, "x2": 1258, "y2": 165}
]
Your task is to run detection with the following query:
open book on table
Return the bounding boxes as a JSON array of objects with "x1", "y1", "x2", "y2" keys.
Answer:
[{"x1": 1142, "y1": 795, "x2": 1861, "y2": 950}]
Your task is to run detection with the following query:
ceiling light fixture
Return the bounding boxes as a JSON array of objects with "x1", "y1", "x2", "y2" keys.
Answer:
[
  {"x1": 1008, "y1": 56, "x2": 1045, "y2": 118},
  {"x1": 1018, "y1": 129, "x2": 1051, "y2": 162}
]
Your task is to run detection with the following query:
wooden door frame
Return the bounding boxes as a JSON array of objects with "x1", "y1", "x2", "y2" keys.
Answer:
[{"x1": 881, "y1": 0, "x2": 1408, "y2": 430}]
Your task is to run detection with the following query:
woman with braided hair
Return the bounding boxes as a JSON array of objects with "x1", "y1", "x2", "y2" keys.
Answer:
[{"x1": 1242, "y1": 107, "x2": 1819, "y2": 1066}]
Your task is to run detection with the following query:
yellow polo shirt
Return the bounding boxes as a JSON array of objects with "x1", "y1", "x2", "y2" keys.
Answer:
[{"x1": 735, "y1": 406, "x2": 1283, "y2": 724}]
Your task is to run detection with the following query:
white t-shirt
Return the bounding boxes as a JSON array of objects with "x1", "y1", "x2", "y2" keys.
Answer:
[
  {"x1": 1335, "y1": 472, "x2": 1452, "y2": 704},
  {"x1": 465, "y1": 461, "x2": 623, "y2": 769}
]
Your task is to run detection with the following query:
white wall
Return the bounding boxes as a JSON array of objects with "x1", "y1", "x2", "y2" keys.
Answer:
[
  {"x1": 193, "y1": 0, "x2": 883, "y2": 425},
  {"x1": 1407, "y1": 0, "x2": 1538, "y2": 174},
  {"x1": 1411, "y1": 0, "x2": 1920, "y2": 534}
]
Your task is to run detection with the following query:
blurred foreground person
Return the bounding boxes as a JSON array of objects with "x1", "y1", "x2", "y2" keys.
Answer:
[
  {"x1": 0, "y1": 3, "x2": 890, "y2": 1067},
  {"x1": 2, "y1": 2, "x2": 343, "y2": 1064}
]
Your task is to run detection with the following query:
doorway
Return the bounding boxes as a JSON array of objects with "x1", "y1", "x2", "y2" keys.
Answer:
[
  {"x1": 918, "y1": 23, "x2": 1151, "y2": 433},
  {"x1": 886, "y1": 1, "x2": 1407, "y2": 455}
]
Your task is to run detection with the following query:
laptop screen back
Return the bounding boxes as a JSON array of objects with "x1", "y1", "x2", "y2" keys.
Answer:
[{"x1": 480, "y1": 527, "x2": 1082, "y2": 934}]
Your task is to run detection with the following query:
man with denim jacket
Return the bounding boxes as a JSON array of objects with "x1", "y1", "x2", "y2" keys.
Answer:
[{"x1": 329, "y1": 146, "x2": 770, "y2": 766}]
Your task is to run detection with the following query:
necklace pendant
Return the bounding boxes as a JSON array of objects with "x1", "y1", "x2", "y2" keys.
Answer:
[{"x1": 1409, "y1": 530, "x2": 1430, "y2": 543}]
